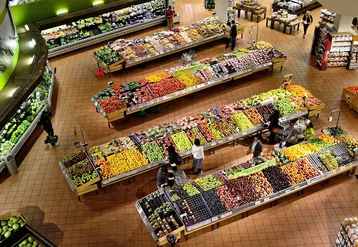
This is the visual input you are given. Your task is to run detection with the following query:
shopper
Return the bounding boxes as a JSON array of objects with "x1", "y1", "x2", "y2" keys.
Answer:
[
  {"x1": 167, "y1": 145, "x2": 181, "y2": 171},
  {"x1": 230, "y1": 20, "x2": 237, "y2": 51},
  {"x1": 38, "y1": 111, "x2": 58, "y2": 146},
  {"x1": 302, "y1": 11, "x2": 313, "y2": 38},
  {"x1": 248, "y1": 136, "x2": 263, "y2": 158},
  {"x1": 166, "y1": 6, "x2": 175, "y2": 30},
  {"x1": 304, "y1": 121, "x2": 315, "y2": 141},
  {"x1": 167, "y1": 166, "x2": 175, "y2": 187},
  {"x1": 225, "y1": 21, "x2": 231, "y2": 48},
  {"x1": 157, "y1": 166, "x2": 168, "y2": 188},
  {"x1": 268, "y1": 110, "x2": 280, "y2": 144},
  {"x1": 191, "y1": 139, "x2": 204, "y2": 174}
]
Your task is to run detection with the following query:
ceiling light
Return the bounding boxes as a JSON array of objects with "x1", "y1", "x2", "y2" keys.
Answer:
[
  {"x1": 93, "y1": 0, "x2": 104, "y2": 6},
  {"x1": 56, "y1": 9, "x2": 68, "y2": 16},
  {"x1": 8, "y1": 87, "x2": 19, "y2": 97},
  {"x1": 24, "y1": 25, "x2": 29, "y2": 31},
  {"x1": 29, "y1": 39, "x2": 36, "y2": 48}
]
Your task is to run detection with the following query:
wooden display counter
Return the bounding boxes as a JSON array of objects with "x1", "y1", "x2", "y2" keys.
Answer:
[
  {"x1": 234, "y1": 3, "x2": 267, "y2": 22},
  {"x1": 342, "y1": 87, "x2": 358, "y2": 113}
]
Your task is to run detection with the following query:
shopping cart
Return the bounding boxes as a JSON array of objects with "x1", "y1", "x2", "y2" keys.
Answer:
[{"x1": 276, "y1": 118, "x2": 307, "y2": 148}]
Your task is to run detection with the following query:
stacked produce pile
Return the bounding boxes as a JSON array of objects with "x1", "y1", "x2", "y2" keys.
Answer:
[
  {"x1": 100, "y1": 17, "x2": 228, "y2": 65},
  {"x1": 94, "y1": 48, "x2": 275, "y2": 114},
  {"x1": 0, "y1": 216, "x2": 26, "y2": 242},
  {"x1": 72, "y1": 85, "x2": 318, "y2": 182},
  {"x1": 60, "y1": 151, "x2": 99, "y2": 187},
  {"x1": 41, "y1": 0, "x2": 166, "y2": 49},
  {"x1": 0, "y1": 66, "x2": 53, "y2": 156}
]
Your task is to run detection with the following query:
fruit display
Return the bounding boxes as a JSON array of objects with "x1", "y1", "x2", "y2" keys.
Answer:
[
  {"x1": 142, "y1": 141, "x2": 164, "y2": 163},
  {"x1": 185, "y1": 127, "x2": 208, "y2": 145},
  {"x1": 171, "y1": 131, "x2": 193, "y2": 152},
  {"x1": 212, "y1": 118, "x2": 238, "y2": 137},
  {"x1": 103, "y1": 17, "x2": 226, "y2": 64},
  {"x1": 216, "y1": 185, "x2": 240, "y2": 210},
  {"x1": 305, "y1": 96, "x2": 324, "y2": 108},
  {"x1": 138, "y1": 191, "x2": 183, "y2": 239},
  {"x1": 319, "y1": 151, "x2": 339, "y2": 171},
  {"x1": 201, "y1": 190, "x2": 227, "y2": 216},
  {"x1": 94, "y1": 48, "x2": 274, "y2": 113},
  {"x1": 17, "y1": 236, "x2": 43, "y2": 247},
  {"x1": 244, "y1": 108, "x2": 264, "y2": 125},
  {"x1": 0, "y1": 216, "x2": 26, "y2": 242},
  {"x1": 248, "y1": 172, "x2": 274, "y2": 198},
  {"x1": 264, "y1": 150, "x2": 290, "y2": 165},
  {"x1": 194, "y1": 175, "x2": 222, "y2": 191},
  {"x1": 262, "y1": 166, "x2": 291, "y2": 193},
  {"x1": 0, "y1": 66, "x2": 54, "y2": 156},
  {"x1": 61, "y1": 151, "x2": 99, "y2": 187},
  {"x1": 318, "y1": 134, "x2": 337, "y2": 144},
  {"x1": 281, "y1": 163, "x2": 306, "y2": 186},
  {"x1": 176, "y1": 195, "x2": 212, "y2": 226},
  {"x1": 346, "y1": 86, "x2": 358, "y2": 94},
  {"x1": 181, "y1": 183, "x2": 200, "y2": 197},
  {"x1": 294, "y1": 158, "x2": 319, "y2": 179},
  {"x1": 288, "y1": 96, "x2": 307, "y2": 112},
  {"x1": 256, "y1": 103, "x2": 276, "y2": 122},
  {"x1": 226, "y1": 177, "x2": 259, "y2": 206},
  {"x1": 41, "y1": 0, "x2": 166, "y2": 50},
  {"x1": 197, "y1": 120, "x2": 216, "y2": 142},
  {"x1": 337, "y1": 134, "x2": 358, "y2": 151},
  {"x1": 167, "y1": 184, "x2": 189, "y2": 202},
  {"x1": 285, "y1": 84, "x2": 312, "y2": 97},
  {"x1": 274, "y1": 99, "x2": 296, "y2": 116},
  {"x1": 231, "y1": 112, "x2": 254, "y2": 131},
  {"x1": 280, "y1": 143, "x2": 314, "y2": 161}
]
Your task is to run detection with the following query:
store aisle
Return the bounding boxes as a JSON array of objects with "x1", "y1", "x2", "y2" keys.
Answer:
[{"x1": 0, "y1": 0, "x2": 358, "y2": 246}]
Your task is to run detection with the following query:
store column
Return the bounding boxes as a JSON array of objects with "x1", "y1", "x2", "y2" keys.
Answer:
[
  {"x1": 215, "y1": 0, "x2": 229, "y2": 20},
  {"x1": 334, "y1": 14, "x2": 355, "y2": 32}
]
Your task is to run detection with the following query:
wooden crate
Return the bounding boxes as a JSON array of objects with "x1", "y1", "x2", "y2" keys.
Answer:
[
  {"x1": 75, "y1": 176, "x2": 100, "y2": 195},
  {"x1": 341, "y1": 87, "x2": 357, "y2": 108},
  {"x1": 0, "y1": 211, "x2": 26, "y2": 222},
  {"x1": 106, "y1": 107, "x2": 127, "y2": 122},
  {"x1": 108, "y1": 59, "x2": 125, "y2": 72}
]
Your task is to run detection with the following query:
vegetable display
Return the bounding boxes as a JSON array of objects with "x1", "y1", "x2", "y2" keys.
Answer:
[
  {"x1": 41, "y1": 0, "x2": 166, "y2": 49},
  {"x1": 0, "y1": 65, "x2": 54, "y2": 156},
  {"x1": 0, "y1": 216, "x2": 26, "y2": 242}
]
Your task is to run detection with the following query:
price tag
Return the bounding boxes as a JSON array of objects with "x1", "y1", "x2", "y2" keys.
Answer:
[
  {"x1": 228, "y1": 136, "x2": 233, "y2": 140},
  {"x1": 211, "y1": 142, "x2": 216, "y2": 147},
  {"x1": 255, "y1": 201, "x2": 261, "y2": 205},
  {"x1": 263, "y1": 197, "x2": 270, "y2": 203},
  {"x1": 241, "y1": 131, "x2": 247, "y2": 136},
  {"x1": 211, "y1": 216, "x2": 218, "y2": 222},
  {"x1": 285, "y1": 188, "x2": 294, "y2": 193},
  {"x1": 180, "y1": 213, "x2": 187, "y2": 218},
  {"x1": 221, "y1": 211, "x2": 232, "y2": 219},
  {"x1": 332, "y1": 169, "x2": 337, "y2": 175},
  {"x1": 339, "y1": 166, "x2": 346, "y2": 172}
]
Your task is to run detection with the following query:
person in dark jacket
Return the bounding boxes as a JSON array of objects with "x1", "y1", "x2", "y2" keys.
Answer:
[
  {"x1": 167, "y1": 145, "x2": 181, "y2": 171},
  {"x1": 230, "y1": 20, "x2": 237, "y2": 51},
  {"x1": 302, "y1": 11, "x2": 313, "y2": 38},
  {"x1": 38, "y1": 111, "x2": 58, "y2": 146},
  {"x1": 268, "y1": 110, "x2": 280, "y2": 144},
  {"x1": 157, "y1": 166, "x2": 168, "y2": 188},
  {"x1": 249, "y1": 136, "x2": 263, "y2": 158}
]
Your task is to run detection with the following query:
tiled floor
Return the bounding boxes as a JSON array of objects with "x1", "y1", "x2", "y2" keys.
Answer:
[{"x1": 1, "y1": 0, "x2": 358, "y2": 246}]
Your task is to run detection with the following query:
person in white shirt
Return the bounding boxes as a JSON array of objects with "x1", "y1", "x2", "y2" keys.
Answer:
[{"x1": 191, "y1": 139, "x2": 205, "y2": 174}]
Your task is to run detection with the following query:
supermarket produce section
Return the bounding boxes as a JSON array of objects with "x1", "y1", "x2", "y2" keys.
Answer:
[
  {"x1": 136, "y1": 128, "x2": 358, "y2": 244},
  {"x1": 92, "y1": 41, "x2": 287, "y2": 123},
  {"x1": 60, "y1": 84, "x2": 326, "y2": 194}
]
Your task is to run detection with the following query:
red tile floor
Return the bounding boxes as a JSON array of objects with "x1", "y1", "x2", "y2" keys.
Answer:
[{"x1": 1, "y1": 0, "x2": 358, "y2": 246}]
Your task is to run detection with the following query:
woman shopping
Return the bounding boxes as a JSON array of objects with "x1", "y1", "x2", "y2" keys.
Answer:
[
  {"x1": 167, "y1": 145, "x2": 181, "y2": 171},
  {"x1": 302, "y1": 11, "x2": 313, "y2": 38},
  {"x1": 191, "y1": 139, "x2": 205, "y2": 174}
]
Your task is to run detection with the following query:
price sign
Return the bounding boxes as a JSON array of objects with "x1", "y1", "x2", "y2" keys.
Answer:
[
  {"x1": 339, "y1": 166, "x2": 346, "y2": 172},
  {"x1": 211, "y1": 142, "x2": 216, "y2": 147},
  {"x1": 229, "y1": 136, "x2": 233, "y2": 140},
  {"x1": 221, "y1": 211, "x2": 232, "y2": 219},
  {"x1": 254, "y1": 201, "x2": 261, "y2": 205},
  {"x1": 263, "y1": 197, "x2": 270, "y2": 202},
  {"x1": 241, "y1": 131, "x2": 247, "y2": 136},
  {"x1": 211, "y1": 216, "x2": 218, "y2": 222}
]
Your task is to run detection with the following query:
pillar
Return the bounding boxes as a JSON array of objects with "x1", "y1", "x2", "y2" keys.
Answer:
[
  {"x1": 334, "y1": 14, "x2": 355, "y2": 32},
  {"x1": 215, "y1": 0, "x2": 229, "y2": 21}
]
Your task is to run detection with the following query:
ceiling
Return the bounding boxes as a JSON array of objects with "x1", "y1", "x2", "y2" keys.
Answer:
[{"x1": 318, "y1": 0, "x2": 358, "y2": 17}]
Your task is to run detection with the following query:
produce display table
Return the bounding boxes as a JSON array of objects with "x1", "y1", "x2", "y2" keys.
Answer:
[
  {"x1": 341, "y1": 86, "x2": 358, "y2": 113},
  {"x1": 92, "y1": 44, "x2": 286, "y2": 125},
  {"x1": 60, "y1": 83, "x2": 325, "y2": 193},
  {"x1": 136, "y1": 130, "x2": 358, "y2": 243},
  {"x1": 59, "y1": 150, "x2": 101, "y2": 199},
  {"x1": 0, "y1": 63, "x2": 56, "y2": 169},
  {"x1": 272, "y1": 0, "x2": 322, "y2": 15},
  {"x1": 266, "y1": 11, "x2": 300, "y2": 35},
  {"x1": 93, "y1": 17, "x2": 241, "y2": 74},
  {"x1": 234, "y1": 2, "x2": 267, "y2": 23}
]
